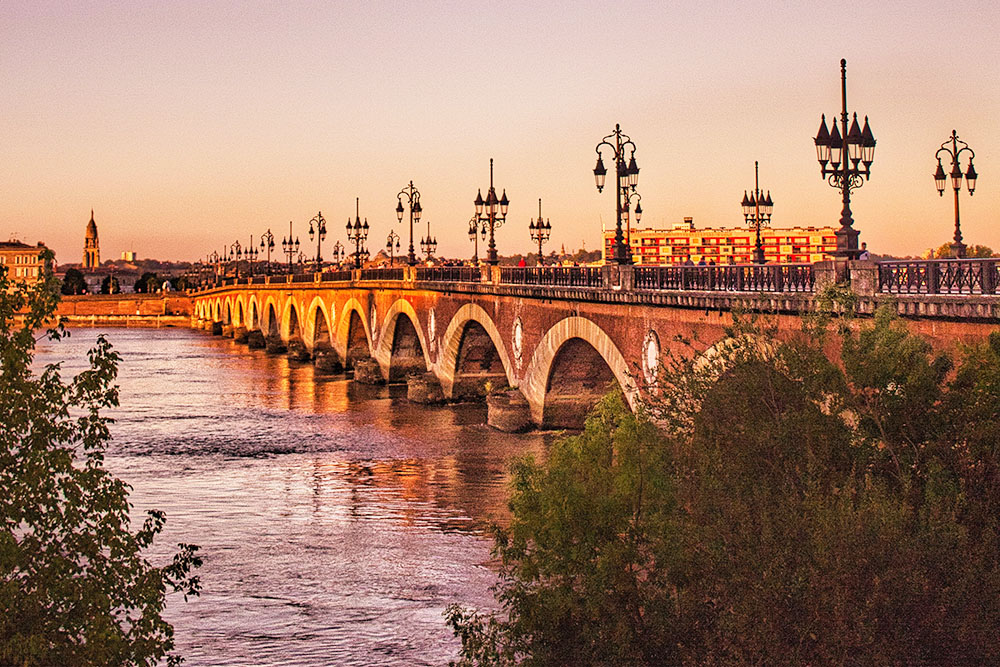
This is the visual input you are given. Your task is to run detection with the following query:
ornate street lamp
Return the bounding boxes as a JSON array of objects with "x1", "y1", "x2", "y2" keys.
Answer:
[
  {"x1": 623, "y1": 190, "x2": 642, "y2": 260},
  {"x1": 346, "y1": 197, "x2": 370, "y2": 269},
  {"x1": 260, "y1": 229, "x2": 275, "y2": 275},
  {"x1": 528, "y1": 198, "x2": 552, "y2": 266},
  {"x1": 472, "y1": 158, "x2": 509, "y2": 265},
  {"x1": 245, "y1": 235, "x2": 259, "y2": 277},
  {"x1": 331, "y1": 240, "x2": 344, "y2": 267},
  {"x1": 468, "y1": 214, "x2": 484, "y2": 266},
  {"x1": 813, "y1": 59, "x2": 876, "y2": 259},
  {"x1": 420, "y1": 220, "x2": 437, "y2": 260},
  {"x1": 594, "y1": 123, "x2": 640, "y2": 264},
  {"x1": 934, "y1": 130, "x2": 978, "y2": 259},
  {"x1": 281, "y1": 221, "x2": 300, "y2": 274},
  {"x1": 208, "y1": 250, "x2": 221, "y2": 280},
  {"x1": 308, "y1": 211, "x2": 327, "y2": 272},
  {"x1": 386, "y1": 229, "x2": 400, "y2": 265},
  {"x1": 228, "y1": 240, "x2": 242, "y2": 279},
  {"x1": 741, "y1": 161, "x2": 774, "y2": 264},
  {"x1": 396, "y1": 181, "x2": 422, "y2": 266}
]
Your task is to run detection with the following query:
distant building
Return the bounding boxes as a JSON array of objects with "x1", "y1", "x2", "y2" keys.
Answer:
[
  {"x1": 602, "y1": 217, "x2": 838, "y2": 265},
  {"x1": 84, "y1": 210, "x2": 100, "y2": 269},
  {"x1": 121, "y1": 250, "x2": 137, "y2": 262},
  {"x1": 0, "y1": 240, "x2": 48, "y2": 283}
]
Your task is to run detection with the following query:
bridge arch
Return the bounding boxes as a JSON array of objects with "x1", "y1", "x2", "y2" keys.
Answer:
[
  {"x1": 374, "y1": 299, "x2": 431, "y2": 381},
  {"x1": 235, "y1": 296, "x2": 245, "y2": 327},
  {"x1": 335, "y1": 297, "x2": 373, "y2": 368},
  {"x1": 306, "y1": 296, "x2": 334, "y2": 350},
  {"x1": 213, "y1": 299, "x2": 222, "y2": 322},
  {"x1": 224, "y1": 298, "x2": 235, "y2": 325},
  {"x1": 521, "y1": 316, "x2": 637, "y2": 428},
  {"x1": 282, "y1": 298, "x2": 304, "y2": 341},
  {"x1": 438, "y1": 303, "x2": 514, "y2": 399},
  {"x1": 263, "y1": 296, "x2": 280, "y2": 337},
  {"x1": 247, "y1": 295, "x2": 260, "y2": 330}
]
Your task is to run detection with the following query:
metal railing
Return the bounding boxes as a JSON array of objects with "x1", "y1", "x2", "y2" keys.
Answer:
[
  {"x1": 360, "y1": 267, "x2": 405, "y2": 281},
  {"x1": 878, "y1": 258, "x2": 999, "y2": 295},
  {"x1": 320, "y1": 269, "x2": 353, "y2": 282},
  {"x1": 500, "y1": 266, "x2": 603, "y2": 287},
  {"x1": 290, "y1": 273, "x2": 315, "y2": 283},
  {"x1": 634, "y1": 264, "x2": 815, "y2": 292},
  {"x1": 415, "y1": 266, "x2": 481, "y2": 283}
]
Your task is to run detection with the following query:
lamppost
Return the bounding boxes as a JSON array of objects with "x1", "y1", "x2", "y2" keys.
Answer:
[
  {"x1": 386, "y1": 229, "x2": 400, "y2": 265},
  {"x1": 208, "y1": 250, "x2": 221, "y2": 281},
  {"x1": 281, "y1": 221, "x2": 300, "y2": 274},
  {"x1": 228, "y1": 241, "x2": 242, "y2": 279},
  {"x1": 331, "y1": 240, "x2": 345, "y2": 268},
  {"x1": 308, "y1": 211, "x2": 327, "y2": 273},
  {"x1": 528, "y1": 198, "x2": 552, "y2": 266},
  {"x1": 347, "y1": 197, "x2": 370, "y2": 269},
  {"x1": 813, "y1": 59, "x2": 876, "y2": 259},
  {"x1": 472, "y1": 158, "x2": 509, "y2": 266},
  {"x1": 593, "y1": 123, "x2": 640, "y2": 265},
  {"x1": 395, "y1": 181, "x2": 422, "y2": 266},
  {"x1": 934, "y1": 130, "x2": 978, "y2": 259},
  {"x1": 468, "y1": 214, "x2": 484, "y2": 266},
  {"x1": 741, "y1": 161, "x2": 774, "y2": 264},
  {"x1": 420, "y1": 220, "x2": 437, "y2": 261},
  {"x1": 245, "y1": 235, "x2": 259, "y2": 277},
  {"x1": 260, "y1": 229, "x2": 275, "y2": 275},
  {"x1": 623, "y1": 191, "x2": 642, "y2": 262}
]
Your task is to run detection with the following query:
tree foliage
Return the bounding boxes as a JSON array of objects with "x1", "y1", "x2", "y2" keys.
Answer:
[
  {"x1": 448, "y1": 300, "x2": 1000, "y2": 665},
  {"x1": 0, "y1": 251, "x2": 201, "y2": 666},
  {"x1": 60, "y1": 268, "x2": 88, "y2": 296},
  {"x1": 100, "y1": 274, "x2": 120, "y2": 295},
  {"x1": 926, "y1": 242, "x2": 995, "y2": 259}
]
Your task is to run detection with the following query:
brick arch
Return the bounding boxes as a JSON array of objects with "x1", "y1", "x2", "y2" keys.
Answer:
[
  {"x1": 437, "y1": 303, "x2": 514, "y2": 398},
  {"x1": 234, "y1": 295, "x2": 246, "y2": 327},
  {"x1": 263, "y1": 296, "x2": 280, "y2": 337},
  {"x1": 335, "y1": 297, "x2": 373, "y2": 362},
  {"x1": 374, "y1": 299, "x2": 431, "y2": 381},
  {"x1": 305, "y1": 296, "x2": 334, "y2": 350},
  {"x1": 521, "y1": 316, "x2": 637, "y2": 426},
  {"x1": 247, "y1": 295, "x2": 260, "y2": 330},
  {"x1": 281, "y1": 297, "x2": 304, "y2": 341},
  {"x1": 213, "y1": 299, "x2": 222, "y2": 322}
]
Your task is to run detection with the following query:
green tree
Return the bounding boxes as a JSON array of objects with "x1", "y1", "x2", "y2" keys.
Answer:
[
  {"x1": 100, "y1": 274, "x2": 120, "y2": 294},
  {"x1": 927, "y1": 242, "x2": 995, "y2": 258},
  {"x1": 449, "y1": 303, "x2": 1000, "y2": 665},
  {"x1": 60, "y1": 268, "x2": 88, "y2": 295},
  {"x1": 0, "y1": 251, "x2": 201, "y2": 666},
  {"x1": 135, "y1": 272, "x2": 159, "y2": 293}
]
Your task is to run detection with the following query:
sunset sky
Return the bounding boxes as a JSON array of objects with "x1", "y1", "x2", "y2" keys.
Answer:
[{"x1": 3, "y1": 0, "x2": 998, "y2": 264}]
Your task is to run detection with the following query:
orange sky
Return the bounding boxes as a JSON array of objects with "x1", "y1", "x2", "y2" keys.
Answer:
[{"x1": 3, "y1": 0, "x2": 998, "y2": 264}]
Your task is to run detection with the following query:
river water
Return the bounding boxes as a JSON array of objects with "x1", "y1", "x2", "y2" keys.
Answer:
[{"x1": 34, "y1": 327, "x2": 552, "y2": 666}]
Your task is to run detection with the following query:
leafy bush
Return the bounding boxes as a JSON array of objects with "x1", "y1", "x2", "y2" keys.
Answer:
[
  {"x1": 0, "y1": 251, "x2": 201, "y2": 666},
  {"x1": 449, "y1": 303, "x2": 1000, "y2": 665}
]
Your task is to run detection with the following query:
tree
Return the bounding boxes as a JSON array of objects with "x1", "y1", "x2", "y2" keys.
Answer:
[
  {"x1": 60, "y1": 268, "x2": 87, "y2": 295},
  {"x1": 100, "y1": 274, "x2": 120, "y2": 294},
  {"x1": 448, "y1": 301, "x2": 1000, "y2": 665},
  {"x1": 927, "y1": 242, "x2": 995, "y2": 258},
  {"x1": 135, "y1": 272, "x2": 159, "y2": 293},
  {"x1": 0, "y1": 251, "x2": 201, "y2": 666}
]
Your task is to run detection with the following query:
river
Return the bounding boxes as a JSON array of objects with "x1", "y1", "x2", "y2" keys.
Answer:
[{"x1": 34, "y1": 327, "x2": 552, "y2": 666}]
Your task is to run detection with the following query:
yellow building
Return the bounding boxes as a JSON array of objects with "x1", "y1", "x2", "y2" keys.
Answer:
[
  {"x1": 602, "y1": 217, "x2": 838, "y2": 265},
  {"x1": 0, "y1": 241, "x2": 48, "y2": 283}
]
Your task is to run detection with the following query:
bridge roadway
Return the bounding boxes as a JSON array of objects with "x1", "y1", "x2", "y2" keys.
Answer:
[{"x1": 191, "y1": 261, "x2": 1000, "y2": 429}]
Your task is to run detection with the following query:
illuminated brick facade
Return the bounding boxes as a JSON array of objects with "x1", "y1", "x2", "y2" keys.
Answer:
[{"x1": 602, "y1": 218, "x2": 838, "y2": 265}]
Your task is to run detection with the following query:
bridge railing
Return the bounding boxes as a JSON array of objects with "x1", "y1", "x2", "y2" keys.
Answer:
[
  {"x1": 634, "y1": 264, "x2": 814, "y2": 292},
  {"x1": 360, "y1": 267, "x2": 405, "y2": 281},
  {"x1": 290, "y1": 273, "x2": 315, "y2": 283},
  {"x1": 320, "y1": 269, "x2": 353, "y2": 282},
  {"x1": 878, "y1": 258, "x2": 999, "y2": 295},
  {"x1": 499, "y1": 266, "x2": 603, "y2": 287},
  {"x1": 415, "y1": 266, "x2": 482, "y2": 283}
]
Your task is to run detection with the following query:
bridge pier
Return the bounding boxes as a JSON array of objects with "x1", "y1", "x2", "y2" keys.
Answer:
[
  {"x1": 286, "y1": 338, "x2": 310, "y2": 362},
  {"x1": 233, "y1": 326, "x2": 249, "y2": 343},
  {"x1": 247, "y1": 330, "x2": 266, "y2": 349},
  {"x1": 221, "y1": 324, "x2": 235, "y2": 338},
  {"x1": 487, "y1": 389, "x2": 532, "y2": 432},
  {"x1": 264, "y1": 335, "x2": 287, "y2": 354},
  {"x1": 210, "y1": 321, "x2": 223, "y2": 336},
  {"x1": 407, "y1": 372, "x2": 445, "y2": 404},
  {"x1": 313, "y1": 346, "x2": 343, "y2": 373},
  {"x1": 353, "y1": 358, "x2": 384, "y2": 384}
]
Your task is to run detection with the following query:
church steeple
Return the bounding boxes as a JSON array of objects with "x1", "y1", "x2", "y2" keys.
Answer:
[{"x1": 83, "y1": 210, "x2": 100, "y2": 269}]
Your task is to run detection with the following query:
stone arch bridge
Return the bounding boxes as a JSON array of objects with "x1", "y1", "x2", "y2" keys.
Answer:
[{"x1": 192, "y1": 262, "x2": 1000, "y2": 429}]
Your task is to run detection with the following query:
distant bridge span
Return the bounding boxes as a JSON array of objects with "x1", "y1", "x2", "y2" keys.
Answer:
[{"x1": 191, "y1": 262, "x2": 1000, "y2": 428}]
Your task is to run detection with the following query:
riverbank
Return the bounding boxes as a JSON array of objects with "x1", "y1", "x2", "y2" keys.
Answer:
[{"x1": 54, "y1": 293, "x2": 193, "y2": 327}]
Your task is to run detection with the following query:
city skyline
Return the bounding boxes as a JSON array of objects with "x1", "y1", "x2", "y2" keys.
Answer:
[{"x1": 4, "y1": 0, "x2": 998, "y2": 263}]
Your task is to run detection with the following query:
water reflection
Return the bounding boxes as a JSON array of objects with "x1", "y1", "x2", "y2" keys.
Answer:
[{"x1": 34, "y1": 327, "x2": 552, "y2": 666}]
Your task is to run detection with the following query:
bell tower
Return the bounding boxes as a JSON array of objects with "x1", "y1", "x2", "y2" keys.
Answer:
[{"x1": 83, "y1": 210, "x2": 100, "y2": 269}]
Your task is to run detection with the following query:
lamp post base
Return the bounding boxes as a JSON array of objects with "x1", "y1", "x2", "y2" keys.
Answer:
[{"x1": 950, "y1": 241, "x2": 967, "y2": 259}]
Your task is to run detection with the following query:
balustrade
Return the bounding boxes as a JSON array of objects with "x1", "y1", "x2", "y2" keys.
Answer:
[
  {"x1": 878, "y1": 258, "x2": 999, "y2": 295},
  {"x1": 415, "y1": 266, "x2": 481, "y2": 283}
]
